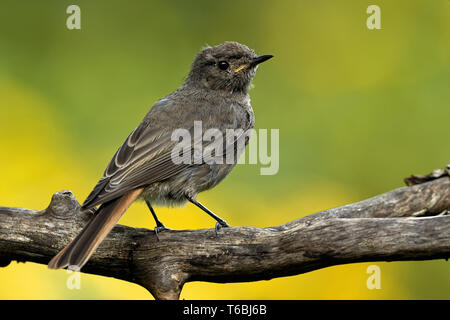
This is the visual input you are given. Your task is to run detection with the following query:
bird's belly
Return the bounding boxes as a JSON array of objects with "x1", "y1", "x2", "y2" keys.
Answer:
[
  {"x1": 138, "y1": 180, "x2": 189, "y2": 207},
  {"x1": 137, "y1": 162, "x2": 237, "y2": 208}
]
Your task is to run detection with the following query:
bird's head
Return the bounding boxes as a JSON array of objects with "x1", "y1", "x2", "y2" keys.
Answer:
[{"x1": 185, "y1": 41, "x2": 273, "y2": 94}]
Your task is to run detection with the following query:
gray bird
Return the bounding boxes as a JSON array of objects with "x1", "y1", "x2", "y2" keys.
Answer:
[{"x1": 48, "y1": 41, "x2": 273, "y2": 270}]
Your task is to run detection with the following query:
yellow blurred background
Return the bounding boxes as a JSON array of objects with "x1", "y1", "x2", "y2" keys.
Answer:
[{"x1": 0, "y1": 0, "x2": 449, "y2": 299}]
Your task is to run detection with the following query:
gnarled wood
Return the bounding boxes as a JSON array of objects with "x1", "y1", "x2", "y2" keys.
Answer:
[{"x1": 0, "y1": 168, "x2": 449, "y2": 299}]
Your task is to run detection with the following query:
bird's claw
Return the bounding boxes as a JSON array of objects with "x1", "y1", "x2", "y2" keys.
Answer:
[
  {"x1": 215, "y1": 220, "x2": 230, "y2": 235},
  {"x1": 154, "y1": 224, "x2": 171, "y2": 241}
]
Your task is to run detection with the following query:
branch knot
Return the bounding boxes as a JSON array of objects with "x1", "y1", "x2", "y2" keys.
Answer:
[{"x1": 46, "y1": 190, "x2": 81, "y2": 219}]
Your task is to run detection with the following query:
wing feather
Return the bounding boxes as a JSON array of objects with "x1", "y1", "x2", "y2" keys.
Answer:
[
  {"x1": 82, "y1": 98, "x2": 252, "y2": 210},
  {"x1": 82, "y1": 123, "x2": 188, "y2": 209}
]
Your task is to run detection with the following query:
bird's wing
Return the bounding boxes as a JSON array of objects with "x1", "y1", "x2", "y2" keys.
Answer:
[
  {"x1": 81, "y1": 99, "x2": 249, "y2": 210},
  {"x1": 81, "y1": 117, "x2": 193, "y2": 210}
]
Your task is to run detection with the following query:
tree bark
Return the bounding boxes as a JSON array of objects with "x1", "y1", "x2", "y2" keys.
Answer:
[{"x1": 0, "y1": 166, "x2": 449, "y2": 300}]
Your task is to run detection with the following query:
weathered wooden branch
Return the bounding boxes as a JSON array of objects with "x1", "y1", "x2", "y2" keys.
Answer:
[{"x1": 1, "y1": 166, "x2": 449, "y2": 299}]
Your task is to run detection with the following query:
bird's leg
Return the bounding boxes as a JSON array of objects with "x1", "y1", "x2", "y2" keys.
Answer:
[
  {"x1": 145, "y1": 200, "x2": 170, "y2": 240},
  {"x1": 187, "y1": 197, "x2": 230, "y2": 231}
]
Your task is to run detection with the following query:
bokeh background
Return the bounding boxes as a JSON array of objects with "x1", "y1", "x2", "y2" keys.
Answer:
[{"x1": 0, "y1": 0, "x2": 449, "y2": 299}]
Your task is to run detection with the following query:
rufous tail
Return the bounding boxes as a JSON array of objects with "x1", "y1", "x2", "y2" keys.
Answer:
[{"x1": 48, "y1": 188, "x2": 143, "y2": 270}]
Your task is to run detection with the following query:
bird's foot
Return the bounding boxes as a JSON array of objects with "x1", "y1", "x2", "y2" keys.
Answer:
[
  {"x1": 215, "y1": 219, "x2": 230, "y2": 235},
  {"x1": 154, "y1": 224, "x2": 171, "y2": 241}
]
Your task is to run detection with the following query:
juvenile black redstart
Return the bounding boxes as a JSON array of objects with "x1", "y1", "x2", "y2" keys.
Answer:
[{"x1": 48, "y1": 41, "x2": 273, "y2": 270}]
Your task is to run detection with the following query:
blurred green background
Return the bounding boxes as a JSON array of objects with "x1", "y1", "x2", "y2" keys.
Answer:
[{"x1": 0, "y1": 0, "x2": 449, "y2": 299}]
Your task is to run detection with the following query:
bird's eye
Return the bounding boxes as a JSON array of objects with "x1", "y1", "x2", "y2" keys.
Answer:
[{"x1": 218, "y1": 61, "x2": 229, "y2": 70}]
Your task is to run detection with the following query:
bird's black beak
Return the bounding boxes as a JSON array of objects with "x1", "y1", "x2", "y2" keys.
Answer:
[{"x1": 250, "y1": 55, "x2": 274, "y2": 67}]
